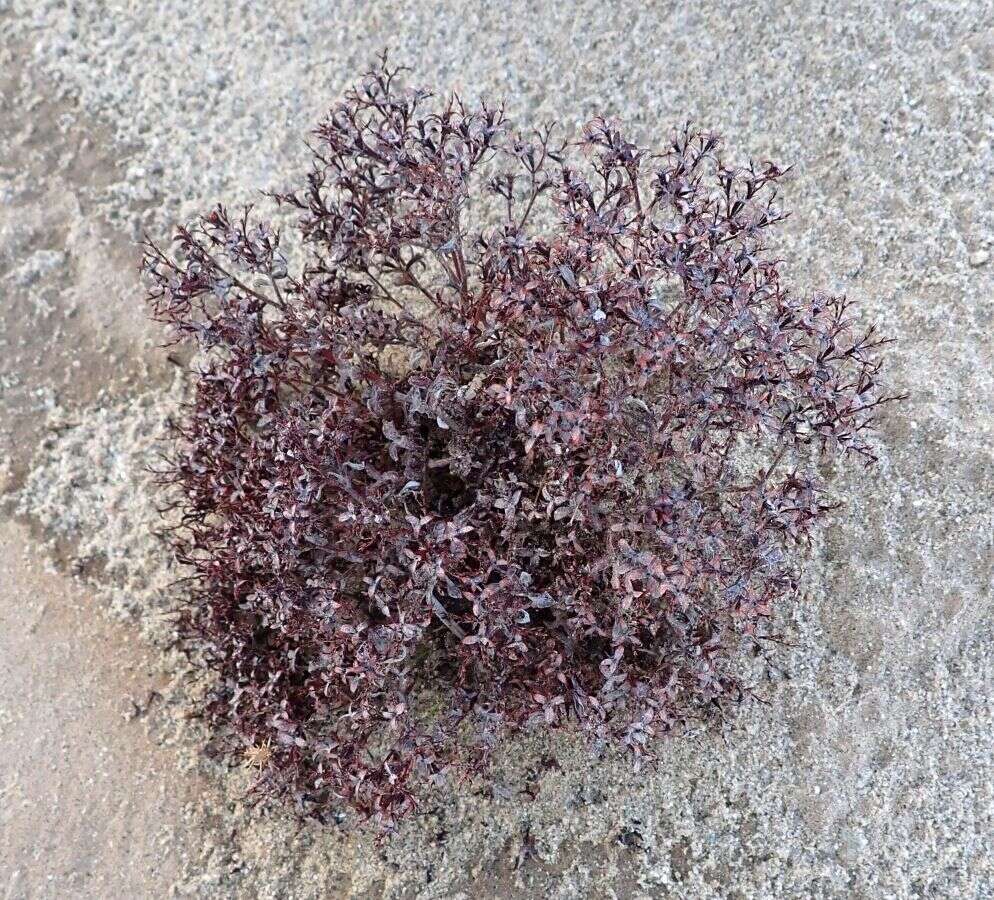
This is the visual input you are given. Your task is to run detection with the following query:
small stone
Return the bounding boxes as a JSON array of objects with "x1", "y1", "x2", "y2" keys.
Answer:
[
  {"x1": 969, "y1": 249, "x2": 990, "y2": 267},
  {"x1": 205, "y1": 68, "x2": 229, "y2": 89},
  {"x1": 10, "y1": 249, "x2": 67, "y2": 287}
]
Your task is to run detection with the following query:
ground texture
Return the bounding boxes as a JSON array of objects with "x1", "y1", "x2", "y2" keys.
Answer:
[{"x1": 1, "y1": 1, "x2": 992, "y2": 897}]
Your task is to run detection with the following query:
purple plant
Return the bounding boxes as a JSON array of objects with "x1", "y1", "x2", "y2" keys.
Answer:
[{"x1": 142, "y1": 56, "x2": 898, "y2": 824}]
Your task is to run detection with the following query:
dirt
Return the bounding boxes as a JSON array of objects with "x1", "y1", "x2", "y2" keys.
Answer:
[
  {"x1": 0, "y1": 520, "x2": 202, "y2": 898},
  {"x1": 1, "y1": 1, "x2": 993, "y2": 897}
]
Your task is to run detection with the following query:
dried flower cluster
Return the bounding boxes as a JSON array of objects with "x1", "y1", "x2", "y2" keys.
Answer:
[{"x1": 142, "y1": 57, "x2": 896, "y2": 824}]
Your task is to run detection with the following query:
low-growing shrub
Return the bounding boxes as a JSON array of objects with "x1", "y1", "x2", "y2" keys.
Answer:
[{"x1": 142, "y1": 56, "x2": 897, "y2": 824}]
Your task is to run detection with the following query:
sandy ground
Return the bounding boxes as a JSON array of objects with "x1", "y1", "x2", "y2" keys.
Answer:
[
  {"x1": 0, "y1": 520, "x2": 203, "y2": 898},
  {"x1": 1, "y1": 1, "x2": 992, "y2": 897}
]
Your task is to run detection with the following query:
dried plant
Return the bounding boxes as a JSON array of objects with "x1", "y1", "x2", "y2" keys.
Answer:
[{"x1": 142, "y1": 55, "x2": 898, "y2": 825}]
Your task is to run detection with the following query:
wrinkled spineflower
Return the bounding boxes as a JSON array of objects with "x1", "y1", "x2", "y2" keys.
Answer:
[{"x1": 142, "y1": 55, "x2": 898, "y2": 825}]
